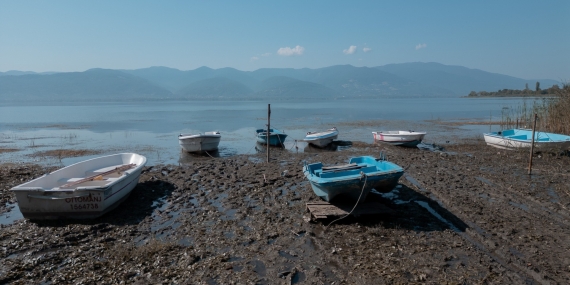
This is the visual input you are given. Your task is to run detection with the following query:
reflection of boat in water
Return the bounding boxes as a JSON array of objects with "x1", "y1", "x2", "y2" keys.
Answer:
[
  {"x1": 179, "y1": 149, "x2": 220, "y2": 164},
  {"x1": 303, "y1": 140, "x2": 351, "y2": 153},
  {"x1": 304, "y1": 142, "x2": 338, "y2": 153},
  {"x1": 304, "y1": 127, "x2": 339, "y2": 147},
  {"x1": 254, "y1": 142, "x2": 285, "y2": 153}
]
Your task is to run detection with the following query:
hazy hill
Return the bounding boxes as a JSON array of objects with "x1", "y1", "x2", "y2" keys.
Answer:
[
  {"x1": 253, "y1": 76, "x2": 339, "y2": 98},
  {"x1": 0, "y1": 63, "x2": 562, "y2": 101},
  {"x1": 122, "y1": 66, "x2": 259, "y2": 92},
  {"x1": 0, "y1": 70, "x2": 58, "y2": 76},
  {"x1": 176, "y1": 77, "x2": 253, "y2": 98},
  {"x1": 0, "y1": 69, "x2": 172, "y2": 101},
  {"x1": 375, "y1": 62, "x2": 560, "y2": 95}
]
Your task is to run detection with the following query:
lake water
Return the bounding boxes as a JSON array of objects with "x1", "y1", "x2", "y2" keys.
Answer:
[{"x1": 0, "y1": 97, "x2": 539, "y2": 165}]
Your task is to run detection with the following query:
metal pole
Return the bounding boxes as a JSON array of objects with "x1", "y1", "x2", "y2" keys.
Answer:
[
  {"x1": 267, "y1": 104, "x2": 271, "y2": 163},
  {"x1": 528, "y1": 113, "x2": 537, "y2": 175}
]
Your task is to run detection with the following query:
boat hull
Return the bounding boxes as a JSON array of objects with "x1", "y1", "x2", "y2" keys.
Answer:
[
  {"x1": 11, "y1": 153, "x2": 146, "y2": 220},
  {"x1": 256, "y1": 129, "x2": 287, "y2": 146},
  {"x1": 303, "y1": 156, "x2": 404, "y2": 202},
  {"x1": 484, "y1": 129, "x2": 570, "y2": 150},
  {"x1": 179, "y1": 133, "x2": 221, "y2": 152},
  {"x1": 372, "y1": 131, "x2": 426, "y2": 147},
  {"x1": 304, "y1": 128, "x2": 339, "y2": 147}
]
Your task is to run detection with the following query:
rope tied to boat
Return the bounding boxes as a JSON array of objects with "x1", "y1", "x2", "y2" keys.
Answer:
[{"x1": 325, "y1": 171, "x2": 368, "y2": 231}]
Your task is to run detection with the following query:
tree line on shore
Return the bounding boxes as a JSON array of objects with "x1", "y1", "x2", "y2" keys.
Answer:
[{"x1": 467, "y1": 82, "x2": 561, "y2": 97}]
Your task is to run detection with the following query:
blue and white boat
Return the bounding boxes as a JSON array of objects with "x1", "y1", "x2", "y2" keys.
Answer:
[
  {"x1": 483, "y1": 129, "x2": 570, "y2": 150},
  {"x1": 256, "y1": 128, "x2": 288, "y2": 146},
  {"x1": 303, "y1": 155, "x2": 404, "y2": 202},
  {"x1": 304, "y1": 127, "x2": 339, "y2": 147}
]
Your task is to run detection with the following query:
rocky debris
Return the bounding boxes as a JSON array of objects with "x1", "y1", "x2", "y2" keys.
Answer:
[{"x1": 1, "y1": 142, "x2": 569, "y2": 284}]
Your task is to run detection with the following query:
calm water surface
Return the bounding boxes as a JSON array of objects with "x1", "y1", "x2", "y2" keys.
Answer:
[{"x1": 0, "y1": 97, "x2": 538, "y2": 165}]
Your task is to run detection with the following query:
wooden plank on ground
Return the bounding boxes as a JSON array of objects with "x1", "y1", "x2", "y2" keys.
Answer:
[{"x1": 306, "y1": 200, "x2": 392, "y2": 220}]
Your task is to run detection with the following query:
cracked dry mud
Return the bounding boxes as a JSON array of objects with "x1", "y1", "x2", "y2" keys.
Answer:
[{"x1": 1, "y1": 140, "x2": 570, "y2": 284}]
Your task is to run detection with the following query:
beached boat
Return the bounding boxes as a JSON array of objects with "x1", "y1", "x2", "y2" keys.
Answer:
[
  {"x1": 256, "y1": 128, "x2": 287, "y2": 146},
  {"x1": 11, "y1": 153, "x2": 147, "y2": 220},
  {"x1": 372, "y1": 131, "x2": 426, "y2": 147},
  {"x1": 483, "y1": 129, "x2": 570, "y2": 150},
  {"x1": 179, "y1": 131, "x2": 221, "y2": 153},
  {"x1": 304, "y1": 127, "x2": 339, "y2": 147},
  {"x1": 303, "y1": 155, "x2": 404, "y2": 202}
]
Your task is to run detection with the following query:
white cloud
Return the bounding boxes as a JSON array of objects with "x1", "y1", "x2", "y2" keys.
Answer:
[
  {"x1": 343, "y1": 45, "x2": 357, "y2": 54},
  {"x1": 277, "y1": 45, "x2": 304, "y2": 56},
  {"x1": 415, "y1": 43, "x2": 427, "y2": 50},
  {"x1": 251, "y1": 56, "x2": 259, "y2": 61},
  {"x1": 363, "y1": 47, "x2": 372, "y2": 53},
  {"x1": 261, "y1": 53, "x2": 271, "y2": 57}
]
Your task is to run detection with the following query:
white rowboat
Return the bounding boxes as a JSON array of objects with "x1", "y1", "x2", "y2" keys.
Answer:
[
  {"x1": 304, "y1": 127, "x2": 339, "y2": 147},
  {"x1": 372, "y1": 131, "x2": 426, "y2": 147},
  {"x1": 11, "y1": 153, "x2": 146, "y2": 220},
  {"x1": 179, "y1": 131, "x2": 221, "y2": 152}
]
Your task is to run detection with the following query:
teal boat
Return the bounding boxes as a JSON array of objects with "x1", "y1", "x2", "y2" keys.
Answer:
[
  {"x1": 484, "y1": 128, "x2": 570, "y2": 150},
  {"x1": 256, "y1": 128, "x2": 287, "y2": 146},
  {"x1": 303, "y1": 155, "x2": 404, "y2": 202}
]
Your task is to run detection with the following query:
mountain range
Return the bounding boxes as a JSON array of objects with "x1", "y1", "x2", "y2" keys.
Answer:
[{"x1": 0, "y1": 63, "x2": 561, "y2": 101}]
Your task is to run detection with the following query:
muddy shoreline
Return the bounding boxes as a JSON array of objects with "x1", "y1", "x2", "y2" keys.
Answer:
[{"x1": 1, "y1": 140, "x2": 570, "y2": 284}]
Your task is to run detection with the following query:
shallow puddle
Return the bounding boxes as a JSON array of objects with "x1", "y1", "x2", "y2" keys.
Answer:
[{"x1": 0, "y1": 202, "x2": 24, "y2": 226}]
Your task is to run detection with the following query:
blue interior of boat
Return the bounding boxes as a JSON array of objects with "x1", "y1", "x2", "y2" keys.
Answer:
[{"x1": 306, "y1": 156, "x2": 402, "y2": 179}]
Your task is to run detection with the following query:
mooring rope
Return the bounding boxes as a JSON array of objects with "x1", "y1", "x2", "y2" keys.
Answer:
[
  {"x1": 204, "y1": 150, "x2": 214, "y2": 158},
  {"x1": 324, "y1": 172, "x2": 368, "y2": 231}
]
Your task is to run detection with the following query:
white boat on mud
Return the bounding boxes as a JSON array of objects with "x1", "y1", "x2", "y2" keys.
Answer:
[
  {"x1": 372, "y1": 131, "x2": 426, "y2": 147},
  {"x1": 483, "y1": 129, "x2": 570, "y2": 150},
  {"x1": 11, "y1": 153, "x2": 147, "y2": 220},
  {"x1": 304, "y1": 127, "x2": 339, "y2": 147},
  {"x1": 179, "y1": 131, "x2": 221, "y2": 153}
]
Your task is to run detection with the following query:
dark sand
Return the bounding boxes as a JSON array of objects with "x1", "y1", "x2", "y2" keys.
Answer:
[{"x1": 1, "y1": 139, "x2": 569, "y2": 284}]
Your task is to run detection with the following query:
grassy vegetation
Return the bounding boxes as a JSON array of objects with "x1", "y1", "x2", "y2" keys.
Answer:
[{"x1": 500, "y1": 84, "x2": 570, "y2": 134}]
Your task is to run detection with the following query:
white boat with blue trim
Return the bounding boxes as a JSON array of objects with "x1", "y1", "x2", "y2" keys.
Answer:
[
  {"x1": 11, "y1": 153, "x2": 146, "y2": 220},
  {"x1": 483, "y1": 129, "x2": 570, "y2": 150},
  {"x1": 304, "y1": 127, "x2": 339, "y2": 147}
]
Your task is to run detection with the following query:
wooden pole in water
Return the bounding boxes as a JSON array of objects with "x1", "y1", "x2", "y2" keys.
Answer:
[
  {"x1": 267, "y1": 104, "x2": 271, "y2": 163},
  {"x1": 528, "y1": 113, "x2": 537, "y2": 175}
]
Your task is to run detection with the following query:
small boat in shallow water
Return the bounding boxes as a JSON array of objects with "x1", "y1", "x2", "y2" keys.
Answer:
[
  {"x1": 372, "y1": 131, "x2": 426, "y2": 147},
  {"x1": 179, "y1": 131, "x2": 221, "y2": 153},
  {"x1": 304, "y1": 127, "x2": 339, "y2": 147},
  {"x1": 483, "y1": 129, "x2": 570, "y2": 150},
  {"x1": 303, "y1": 155, "x2": 404, "y2": 202},
  {"x1": 256, "y1": 128, "x2": 287, "y2": 146},
  {"x1": 11, "y1": 153, "x2": 146, "y2": 220}
]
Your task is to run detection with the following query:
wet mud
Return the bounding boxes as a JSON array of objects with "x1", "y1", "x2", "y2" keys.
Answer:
[{"x1": 1, "y1": 140, "x2": 570, "y2": 284}]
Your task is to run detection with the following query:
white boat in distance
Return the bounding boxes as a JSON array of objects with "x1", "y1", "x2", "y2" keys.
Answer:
[
  {"x1": 179, "y1": 131, "x2": 221, "y2": 153},
  {"x1": 304, "y1": 127, "x2": 339, "y2": 147},
  {"x1": 484, "y1": 128, "x2": 570, "y2": 150},
  {"x1": 11, "y1": 153, "x2": 147, "y2": 220},
  {"x1": 372, "y1": 131, "x2": 426, "y2": 147}
]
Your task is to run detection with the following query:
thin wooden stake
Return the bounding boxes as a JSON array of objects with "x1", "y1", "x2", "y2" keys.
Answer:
[
  {"x1": 267, "y1": 104, "x2": 271, "y2": 163},
  {"x1": 528, "y1": 113, "x2": 537, "y2": 175}
]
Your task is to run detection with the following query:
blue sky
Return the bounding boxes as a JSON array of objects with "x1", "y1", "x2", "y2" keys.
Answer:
[{"x1": 1, "y1": 0, "x2": 568, "y2": 80}]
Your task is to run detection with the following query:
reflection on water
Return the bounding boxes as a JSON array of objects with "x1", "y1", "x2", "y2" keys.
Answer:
[
  {"x1": 0, "y1": 98, "x2": 537, "y2": 165},
  {"x1": 178, "y1": 149, "x2": 221, "y2": 165}
]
